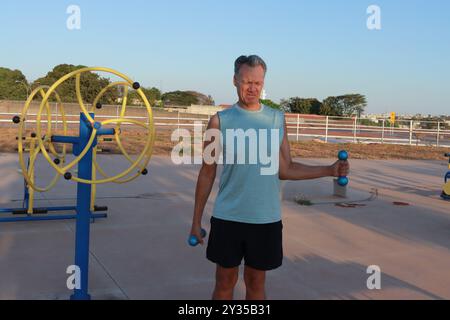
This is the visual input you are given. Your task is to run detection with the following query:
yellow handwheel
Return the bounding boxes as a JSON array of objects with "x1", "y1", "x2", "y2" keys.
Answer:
[
  {"x1": 91, "y1": 81, "x2": 152, "y2": 183},
  {"x1": 16, "y1": 86, "x2": 68, "y2": 192},
  {"x1": 33, "y1": 67, "x2": 155, "y2": 185},
  {"x1": 444, "y1": 182, "x2": 450, "y2": 196}
]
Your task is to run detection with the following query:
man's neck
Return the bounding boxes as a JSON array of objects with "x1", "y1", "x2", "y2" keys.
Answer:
[{"x1": 238, "y1": 100, "x2": 261, "y2": 111}]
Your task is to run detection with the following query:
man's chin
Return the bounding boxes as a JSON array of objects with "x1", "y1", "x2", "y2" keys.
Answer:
[{"x1": 244, "y1": 97, "x2": 260, "y2": 105}]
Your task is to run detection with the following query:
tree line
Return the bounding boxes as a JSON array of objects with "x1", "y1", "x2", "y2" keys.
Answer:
[
  {"x1": 262, "y1": 94, "x2": 367, "y2": 117},
  {"x1": 0, "y1": 65, "x2": 213, "y2": 107},
  {"x1": 1, "y1": 65, "x2": 366, "y2": 115}
]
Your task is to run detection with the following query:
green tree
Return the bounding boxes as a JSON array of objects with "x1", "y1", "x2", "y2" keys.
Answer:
[
  {"x1": 280, "y1": 97, "x2": 322, "y2": 114},
  {"x1": 260, "y1": 99, "x2": 280, "y2": 110},
  {"x1": 161, "y1": 91, "x2": 200, "y2": 106},
  {"x1": 340, "y1": 94, "x2": 367, "y2": 117},
  {"x1": 322, "y1": 94, "x2": 367, "y2": 117},
  {"x1": 160, "y1": 90, "x2": 214, "y2": 106},
  {"x1": 322, "y1": 96, "x2": 341, "y2": 116},
  {"x1": 32, "y1": 64, "x2": 117, "y2": 103},
  {"x1": 143, "y1": 87, "x2": 161, "y2": 105},
  {"x1": 0, "y1": 67, "x2": 29, "y2": 100},
  {"x1": 126, "y1": 87, "x2": 161, "y2": 106},
  {"x1": 279, "y1": 99, "x2": 291, "y2": 113}
]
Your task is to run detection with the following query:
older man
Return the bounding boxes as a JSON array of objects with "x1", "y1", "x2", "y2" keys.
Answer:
[{"x1": 190, "y1": 55, "x2": 349, "y2": 300}]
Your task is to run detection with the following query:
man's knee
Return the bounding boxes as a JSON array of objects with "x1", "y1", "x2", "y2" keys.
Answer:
[
  {"x1": 216, "y1": 266, "x2": 239, "y2": 291},
  {"x1": 244, "y1": 266, "x2": 266, "y2": 291}
]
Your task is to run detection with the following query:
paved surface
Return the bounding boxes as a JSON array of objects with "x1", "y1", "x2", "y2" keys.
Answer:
[{"x1": 1, "y1": 153, "x2": 450, "y2": 300}]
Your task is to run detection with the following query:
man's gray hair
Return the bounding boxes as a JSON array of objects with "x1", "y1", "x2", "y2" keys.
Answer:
[{"x1": 234, "y1": 55, "x2": 267, "y2": 76}]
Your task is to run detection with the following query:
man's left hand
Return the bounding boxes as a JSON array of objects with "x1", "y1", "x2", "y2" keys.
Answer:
[{"x1": 330, "y1": 159, "x2": 350, "y2": 177}]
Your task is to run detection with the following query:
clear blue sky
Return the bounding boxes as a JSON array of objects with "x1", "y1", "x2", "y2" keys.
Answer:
[{"x1": 1, "y1": 0, "x2": 449, "y2": 115}]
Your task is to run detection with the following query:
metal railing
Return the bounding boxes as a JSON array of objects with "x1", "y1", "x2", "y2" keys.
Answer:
[
  {"x1": 1, "y1": 110, "x2": 449, "y2": 147},
  {"x1": 284, "y1": 115, "x2": 450, "y2": 147}
]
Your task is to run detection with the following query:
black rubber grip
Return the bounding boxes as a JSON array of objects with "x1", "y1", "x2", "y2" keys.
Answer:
[
  {"x1": 12, "y1": 209, "x2": 27, "y2": 215},
  {"x1": 12, "y1": 208, "x2": 48, "y2": 214},
  {"x1": 94, "y1": 205, "x2": 108, "y2": 212},
  {"x1": 33, "y1": 208, "x2": 48, "y2": 214}
]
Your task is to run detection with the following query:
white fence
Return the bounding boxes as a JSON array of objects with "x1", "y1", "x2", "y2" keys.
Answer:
[
  {"x1": 1, "y1": 111, "x2": 449, "y2": 148},
  {"x1": 284, "y1": 114, "x2": 450, "y2": 147}
]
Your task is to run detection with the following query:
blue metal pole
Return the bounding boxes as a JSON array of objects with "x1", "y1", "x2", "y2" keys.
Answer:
[
  {"x1": 71, "y1": 113, "x2": 96, "y2": 300},
  {"x1": 51, "y1": 135, "x2": 80, "y2": 144}
]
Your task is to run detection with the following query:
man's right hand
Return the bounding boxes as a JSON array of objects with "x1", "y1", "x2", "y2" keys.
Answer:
[{"x1": 190, "y1": 223, "x2": 205, "y2": 245}]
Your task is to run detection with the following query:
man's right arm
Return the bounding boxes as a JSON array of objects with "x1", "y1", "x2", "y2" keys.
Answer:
[{"x1": 190, "y1": 113, "x2": 220, "y2": 245}]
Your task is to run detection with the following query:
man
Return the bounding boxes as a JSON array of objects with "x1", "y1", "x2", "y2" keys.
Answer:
[{"x1": 190, "y1": 55, "x2": 349, "y2": 300}]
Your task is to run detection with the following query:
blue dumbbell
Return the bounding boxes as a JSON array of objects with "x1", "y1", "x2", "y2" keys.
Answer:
[
  {"x1": 337, "y1": 150, "x2": 349, "y2": 186},
  {"x1": 188, "y1": 228, "x2": 207, "y2": 246}
]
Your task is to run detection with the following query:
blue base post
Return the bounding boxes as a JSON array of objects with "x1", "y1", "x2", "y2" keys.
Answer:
[
  {"x1": 67, "y1": 113, "x2": 114, "y2": 300},
  {"x1": 70, "y1": 113, "x2": 95, "y2": 300}
]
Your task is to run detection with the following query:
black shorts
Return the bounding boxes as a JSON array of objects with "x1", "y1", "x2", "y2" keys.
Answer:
[{"x1": 206, "y1": 216, "x2": 283, "y2": 271}]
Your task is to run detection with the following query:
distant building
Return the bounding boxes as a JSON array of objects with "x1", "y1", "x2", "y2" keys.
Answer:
[
  {"x1": 163, "y1": 104, "x2": 227, "y2": 115},
  {"x1": 186, "y1": 105, "x2": 224, "y2": 115},
  {"x1": 261, "y1": 89, "x2": 267, "y2": 100}
]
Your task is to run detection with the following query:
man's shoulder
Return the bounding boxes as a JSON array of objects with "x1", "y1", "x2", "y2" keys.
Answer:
[{"x1": 217, "y1": 104, "x2": 236, "y2": 116}]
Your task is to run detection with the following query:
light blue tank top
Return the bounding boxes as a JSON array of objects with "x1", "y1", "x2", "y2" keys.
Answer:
[{"x1": 212, "y1": 103, "x2": 284, "y2": 224}]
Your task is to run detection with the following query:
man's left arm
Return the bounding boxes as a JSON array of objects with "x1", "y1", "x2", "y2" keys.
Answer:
[{"x1": 279, "y1": 118, "x2": 349, "y2": 180}]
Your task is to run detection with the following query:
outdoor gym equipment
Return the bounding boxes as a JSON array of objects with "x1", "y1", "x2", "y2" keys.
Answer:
[
  {"x1": 5, "y1": 67, "x2": 155, "y2": 300},
  {"x1": 188, "y1": 228, "x2": 207, "y2": 246},
  {"x1": 441, "y1": 153, "x2": 450, "y2": 200},
  {"x1": 2, "y1": 85, "x2": 108, "y2": 221}
]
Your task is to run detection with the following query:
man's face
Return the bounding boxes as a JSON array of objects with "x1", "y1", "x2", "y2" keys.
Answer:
[{"x1": 233, "y1": 64, "x2": 265, "y2": 106}]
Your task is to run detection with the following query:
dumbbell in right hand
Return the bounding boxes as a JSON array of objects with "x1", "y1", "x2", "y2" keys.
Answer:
[{"x1": 188, "y1": 228, "x2": 207, "y2": 246}]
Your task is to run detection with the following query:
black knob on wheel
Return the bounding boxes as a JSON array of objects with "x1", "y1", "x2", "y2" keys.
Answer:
[
  {"x1": 64, "y1": 172, "x2": 72, "y2": 180},
  {"x1": 54, "y1": 158, "x2": 61, "y2": 165},
  {"x1": 12, "y1": 116, "x2": 21, "y2": 124},
  {"x1": 141, "y1": 168, "x2": 148, "y2": 175}
]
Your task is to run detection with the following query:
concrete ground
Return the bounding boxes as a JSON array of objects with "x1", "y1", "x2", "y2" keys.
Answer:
[{"x1": 0, "y1": 153, "x2": 449, "y2": 300}]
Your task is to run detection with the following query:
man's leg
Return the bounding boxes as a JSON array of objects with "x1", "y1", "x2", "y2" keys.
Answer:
[
  {"x1": 212, "y1": 264, "x2": 239, "y2": 300},
  {"x1": 244, "y1": 265, "x2": 266, "y2": 300}
]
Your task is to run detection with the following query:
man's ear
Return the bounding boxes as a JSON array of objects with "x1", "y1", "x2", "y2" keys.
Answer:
[{"x1": 233, "y1": 75, "x2": 238, "y2": 87}]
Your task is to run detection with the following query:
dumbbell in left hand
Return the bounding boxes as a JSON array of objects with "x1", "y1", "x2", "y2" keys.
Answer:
[{"x1": 337, "y1": 150, "x2": 349, "y2": 187}]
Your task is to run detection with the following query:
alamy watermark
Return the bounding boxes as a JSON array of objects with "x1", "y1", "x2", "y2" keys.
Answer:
[
  {"x1": 366, "y1": 265, "x2": 382, "y2": 290},
  {"x1": 66, "y1": 265, "x2": 81, "y2": 290},
  {"x1": 367, "y1": 5, "x2": 381, "y2": 30},
  {"x1": 66, "y1": 5, "x2": 81, "y2": 30},
  {"x1": 171, "y1": 122, "x2": 280, "y2": 176}
]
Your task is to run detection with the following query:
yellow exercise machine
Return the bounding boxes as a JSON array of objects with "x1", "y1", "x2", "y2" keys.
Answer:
[
  {"x1": 5, "y1": 67, "x2": 155, "y2": 299},
  {"x1": 442, "y1": 153, "x2": 450, "y2": 200}
]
